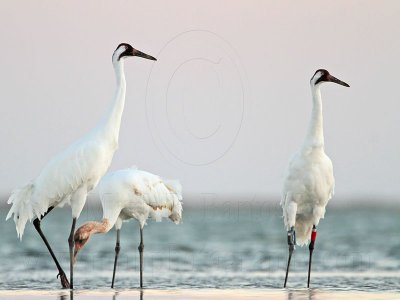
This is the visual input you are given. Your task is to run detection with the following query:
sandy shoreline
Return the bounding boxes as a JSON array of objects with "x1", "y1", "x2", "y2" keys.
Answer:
[{"x1": 0, "y1": 289, "x2": 399, "y2": 300}]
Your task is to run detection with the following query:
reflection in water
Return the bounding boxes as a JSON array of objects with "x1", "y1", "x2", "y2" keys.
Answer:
[
  {"x1": 58, "y1": 294, "x2": 67, "y2": 300},
  {"x1": 113, "y1": 291, "x2": 118, "y2": 300},
  {"x1": 58, "y1": 290, "x2": 73, "y2": 300},
  {"x1": 112, "y1": 289, "x2": 144, "y2": 300},
  {"x1": 56, "y1": 288, "x2": 145, "y2": 300},
  {"x1": 287, "y1": 288, "x2": 318, "y2": 300}
]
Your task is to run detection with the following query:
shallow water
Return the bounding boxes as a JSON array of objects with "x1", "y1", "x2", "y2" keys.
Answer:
[{"x1": 0, "y1": 203, "x2": 399, "y2": 293}]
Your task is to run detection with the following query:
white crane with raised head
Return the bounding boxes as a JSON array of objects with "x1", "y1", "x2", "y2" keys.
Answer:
[
  {"x1": 281, "y1": 69, "x2": 349, "y2": 288},
  {"x1": 72, "y1": 167, "x2": 183, "y2": 289},
  {"x1": 6, "y1": 43, "x2": 156, "y2": 289}
]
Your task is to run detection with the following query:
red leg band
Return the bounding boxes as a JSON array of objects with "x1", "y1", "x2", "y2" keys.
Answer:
[{"x1": 311, "y1": 228, "x2": 317, "y2": 242}]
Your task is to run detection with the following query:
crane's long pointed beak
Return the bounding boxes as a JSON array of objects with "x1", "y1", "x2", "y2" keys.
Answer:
[
  {"x1": 134, "y1": 49, "x2": 157, "y2": 61},
  {"x1": 328, "y1": 74, "x2": 350, "y2": 87}
]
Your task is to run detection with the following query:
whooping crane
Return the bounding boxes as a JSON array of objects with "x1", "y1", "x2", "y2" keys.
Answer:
[
  {"x1": 281, "y1": 69, "x2": 349, "y2": 288},
  {"x1": 6, "y1": 43, "x2": 156, "y2": 288},
  {"x1": 73, "y1": 168, "x2": 183, "y2": 288}
]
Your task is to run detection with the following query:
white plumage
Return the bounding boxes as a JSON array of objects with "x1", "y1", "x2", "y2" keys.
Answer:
[
  {"x1": 73, "y1": 167, "x2": 183, "y2": 288},
  {"x1": 6, "y1": 44, "x2": 138, "y2": 238},
  {"x1": 7, "y1": 129, "x2": 117, "y2": 238},
  {"x1": 6, "y1": 43, "x2": 156, "y2": 289},
  {"x1": 98, "y1": 167, "x2": 183, "y2": 230},
  {"x1": 281, "y1": 69, "x2": 349, "y2": 246},
  {"x1": 281, "y1": 146, "x2": 334, "y2": 245}
]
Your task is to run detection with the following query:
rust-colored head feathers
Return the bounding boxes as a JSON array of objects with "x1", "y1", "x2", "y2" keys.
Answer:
[{"x1": 73, "y1": 220, "x2": 110, "y2": 264}]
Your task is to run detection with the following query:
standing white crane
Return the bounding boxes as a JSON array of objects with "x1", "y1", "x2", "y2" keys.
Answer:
[
  {"x1": 6, "y1": 43, "x2": 156, "y2": 289},
  {"x1": 72, "y1": 167, "x2": 183, "y2": 288},
  {"x1": 281, "y1": 69, "x2": 349, "y2": 288}
]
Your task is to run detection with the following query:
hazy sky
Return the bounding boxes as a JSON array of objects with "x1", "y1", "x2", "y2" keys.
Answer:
[{"x1": 0, "y1": 1, "x2": 399, "y2": 203}]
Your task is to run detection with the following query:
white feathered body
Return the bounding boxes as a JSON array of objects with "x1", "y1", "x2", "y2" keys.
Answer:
[
  {"x1": 34, "y1": 131, "x2": 117, "y2": 211},
  {"x1": 98, "y1": 168, "x2": 183, "y2": 230},
  {"x1": 7, "y1": 129, "x2": 118, "y2": 238},
  {"x1": 281, "y1": 147, "x2": 334, "y2": 245}
]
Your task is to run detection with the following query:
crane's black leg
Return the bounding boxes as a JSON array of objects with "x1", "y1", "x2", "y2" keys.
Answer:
[
  {"x1": 284, "y1": 226, "x2": 296, "y2": 288},
  {"x1": 307, "y1": 225, "x2": 317, "y2": 288},
  {"x1": 68, "y1": 218, "x2": 77, "y2": 289},
  {"x1": 33, "y1": 206, "x2": 70, "y2": 288},
  {"x1": 111, "y1": 229, "x2": 121, "y2": 288},
  {"x1": 138, "y1": 227, "x2": 144, "y2": 288}
]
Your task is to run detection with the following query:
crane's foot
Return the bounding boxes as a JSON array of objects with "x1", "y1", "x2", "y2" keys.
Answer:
[{"x1": 57, "y1": 271, "x2": 70, "y2": 289}]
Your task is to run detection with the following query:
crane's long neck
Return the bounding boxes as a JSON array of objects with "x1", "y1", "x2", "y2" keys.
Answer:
[
  {"x1": 302, "y1": 84, "x2": 324, "y2": 151},
  {"x1": 87, "y1": 219, "x2": 111, "y2": 235},
  {"x1": 100, "y1": 61, "x2": 127, "y2": 145}
]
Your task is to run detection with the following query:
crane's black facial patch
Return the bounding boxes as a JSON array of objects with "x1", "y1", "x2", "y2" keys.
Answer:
[
  {"x1": 313, "y1": 69, "x2": 330, "y2": 84},
  {"x1": 114, "y1": 43, "x2": 134, "y2": 61}
]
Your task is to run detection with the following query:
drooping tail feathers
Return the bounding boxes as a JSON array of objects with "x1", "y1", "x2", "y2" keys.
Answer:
[
  {"x1": 6, "y1": 182, "x2": 35, "y2": 240},
  {"x1": 164, "y1": 179, "x2": 183, "y2": 224},
  {"x1": 294, "y1": 220, "x2": 313, "y2": 246}
]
